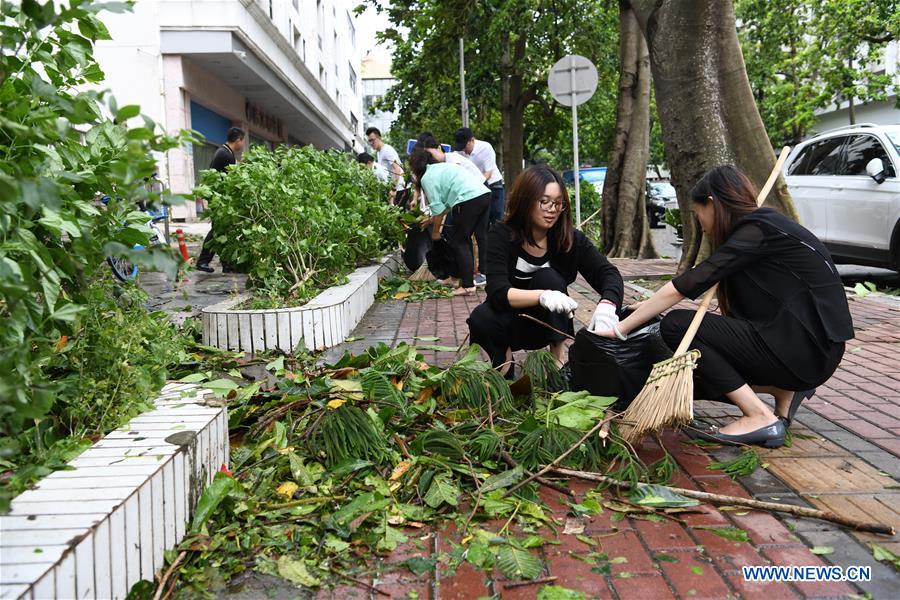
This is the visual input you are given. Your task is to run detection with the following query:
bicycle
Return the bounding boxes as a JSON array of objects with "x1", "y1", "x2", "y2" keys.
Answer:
[{"x1": 103, "y1": 196, "x2": 170, "y2": 282}]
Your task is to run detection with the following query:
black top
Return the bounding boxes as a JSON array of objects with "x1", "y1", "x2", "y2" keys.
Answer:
[
  {"x1": 512, "y1": 246, "x2": 551, "y2": 284},
  {"x1": 209, "y1": 144, "x2": 236, "y2": 172},
  {"x1": 485, "y1": 222, "x2": 624, "y2": 312},
  {"x1": 672, "y1": 208, "x2": 853, "y2": 379}
]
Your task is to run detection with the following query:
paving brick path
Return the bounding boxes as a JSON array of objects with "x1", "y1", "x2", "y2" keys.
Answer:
[{"x1": 326, "y1": 261, "x2": 900, "y2": 599}]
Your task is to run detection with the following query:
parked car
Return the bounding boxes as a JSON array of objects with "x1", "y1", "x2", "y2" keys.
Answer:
[
  {"x1": 782, "y1": 123, "x2": 900, "y2": 271},
  {"x1": 646, "y1": 180, "x2": 676, "y2": 228}
]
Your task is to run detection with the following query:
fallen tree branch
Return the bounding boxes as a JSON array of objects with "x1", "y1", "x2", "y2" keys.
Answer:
[
  {"x1": 550, "y1": 467, "x2": 895, "y2": 535},
  {"x1": 154, "y1": 550, "x2": 187, "y2": 600},
  {"x1": 331, "y1": 567, "x2": 390, "y2": 597},
  {"x1": 504, "y1": 413, "x2": 619, "y2": 497},
  {"x1": 504, "y1": 576, "x2": 558, "y2": 589},
  {"x1": 518, "y1": 313, "x2": 576, "y2": 341},
  {"x1": 500, "y1": 450, "x2": 574, "y2": 497}
]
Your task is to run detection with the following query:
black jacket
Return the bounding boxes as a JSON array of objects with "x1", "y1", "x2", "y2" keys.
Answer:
[
  {"x1": 209, "y1": 144, "x2": 236, "y2": 172},
  {"x1": 672, "y1": 208, "x2": 853, "y2": 380},
  {"x1": 484, "y1": 222, "x2": 624, "y2": 312}
]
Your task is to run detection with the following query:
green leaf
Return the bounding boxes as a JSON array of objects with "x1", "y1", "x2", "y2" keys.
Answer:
[
  {"x1": 404, "y1": 556, "x2": 437, "y2": 576},
  {"x1": 695, "y1": 527, "x2": 750, "y2": 543},
  {"x1": 276, "y1": 556, "x2": 320, "y2": 587},
  {"x1": 329, "y1": 458, "x2": 373, "y2": 478},
  {"x1": 654, "y1": 553, "x2": 679, "y2": 563},
  {"x1": 203, "y1": 378, "x2": 239, "y2": 397},
  {"x1": 629, "y1": 484, "x2": 700, "y2": 508},
  {"x1": 548, "y1": 391, "x2": 616, "y2": 430},
  {"x1": 480, "y1": 466, "x2": 523, "y2": 493},
  {"x1": 265, "y1": 356, "x2": 284, "y2": 372},
  {"x1": 178, "y1": 372, "x2": 209, "y2": 383},
  {"x1": 50, "y1": 302, "x2": 85, "y2": 323},
  {"x1": 115, "y1": 105, "x2": 141, "y2": 121},
  {"x1": 424, "y1": 473, "x2": 460, "y2": 508},
  {"x1": 810, "y1": 546, "x2": 834, "y2": 555},
  {"x1": 691, "y1": 566, "x2": 705, "y2": 576},
  {"x1": 537, "y1": 586, "x2": 587, "y2": 600},
  {"x1": 871, "y1": 543, "x2": 900, "y2": 568},
  {"x1": 497, "y1": 545, "x2": 542, "y2": 580},
  {"x1": 191, "y1": 472, "x2": 235, "y2": 531}
]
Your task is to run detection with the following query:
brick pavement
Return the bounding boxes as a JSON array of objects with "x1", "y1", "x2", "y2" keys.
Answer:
[{"x1": 321, "y1": 260, "x2": 900, "y2": 599}]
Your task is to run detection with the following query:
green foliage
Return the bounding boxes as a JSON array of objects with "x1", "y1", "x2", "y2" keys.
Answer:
[
  {"x1": 736, "y1": 0, "x2": 898, "y2": 145},
  {"x1": 708, "y1": 448, "x2": 763, "y2": 479},
  {"x1": 0, "y1": 282, "x2": 190, "y2": 510},
  {"x1": 377, "y1": 275, "x2": 453, "y2": 302},
  {"x1": 0, "y1": 0, "x2": 194, "y2": 451},
  {"x1": 195, "y1": 145, "x2": 403, "y2": 304}
]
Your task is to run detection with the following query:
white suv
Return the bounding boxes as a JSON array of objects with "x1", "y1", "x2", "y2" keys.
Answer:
[{"x1": 782, "y1": 124, "x2": 900, "y2": 271}]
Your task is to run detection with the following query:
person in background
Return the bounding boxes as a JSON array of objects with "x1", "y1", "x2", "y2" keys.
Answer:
[
  {"x1": 454, "y1": 127, "x2": 505, "y2": 226},
  {"x1": 196, "y1": 127, "x2": 245, "y2": 273},
  {"x1": 408, "y1": 146, "x2": 491, "y2": 296},
  {"x1": 468, "y1": 165, "x2": 623, "y2": 376},
  {"x1": 417, "y1": 132, "x2": 489, "y2": 286},
  {"x1": 365, "y1": 127, "x2": 404, "y2": 190},
  {"x1": 593, "y1": 165, "x2": 852, "y2": 449},
  {"x1": 356, "y1": 152, "x2": 391, "y2": 183}
]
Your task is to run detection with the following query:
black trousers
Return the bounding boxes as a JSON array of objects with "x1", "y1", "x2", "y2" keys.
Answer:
[
  {"x1": 449, "y1": 193, "x2": 490, "y2": 288},
  {"x1": 660, "y1": 310, "x2": 845, "y2": 401},
  {"x1": 468, "y1": 268, "x2": 574, "y2": 368},
  {"x1": 197, "y1": 228, "x2": 215, "y2": 266}
]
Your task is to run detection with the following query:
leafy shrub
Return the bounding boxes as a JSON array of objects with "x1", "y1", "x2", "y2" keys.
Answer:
[
  {"x1": 196, "y1": 146, "x2": 404, "y2": 304},
  {"x1": 567, "y1": 184, "x2": 603, "y2": 245},
  {"x1": 0, "y1": 280, "x2": 190, "y2": 510},
  {"x1": 0, "y1": 1, "x2": 196, "y2": 509},
  {"x1": 0, "y1": 1, "x2": 193, "y2": 439}
]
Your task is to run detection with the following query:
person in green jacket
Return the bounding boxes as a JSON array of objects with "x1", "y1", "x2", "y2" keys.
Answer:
[{"x1": 409, "y1": 146, "x2": 491, "y2": 295}]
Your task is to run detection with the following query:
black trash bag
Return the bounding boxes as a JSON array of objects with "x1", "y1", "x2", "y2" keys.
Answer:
[
  {"x1": 402, "y1": 226, "x2": 432, "y2": 272},
  {"x1": 425, "y1": 237, "x2": 459, "y2": 280},
  {"x1": 568, "y1": 313, "x2": 673, "y2": 409}
]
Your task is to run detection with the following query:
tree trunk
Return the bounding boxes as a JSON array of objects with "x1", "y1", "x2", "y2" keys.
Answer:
[
  {"x1": 500, "y1": 34, "x2": 529, "y2": 184},
  {"x1": 629, "y1": 0, "x2": 798, "y2": 273},
  {"x1": 602, "y1": 3, "x2": 657, "y2": 259}
]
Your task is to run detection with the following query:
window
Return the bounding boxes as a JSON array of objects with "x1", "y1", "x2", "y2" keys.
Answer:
[
  {"x1": 788, "y1": 137, "x2": 846, "y2": 176},
  {"x1": 840, "y1": 135, "x2": 895, "y2": 178},
  {"x1": 348, "y1": 64, "x2": 357, "y2": 94},
  {"x1": 319, "y1": 64, "x2": 325, "y2": 85},
  {"x1": 350, "y1": 112, "x2": 358, "y2": 134},
  {"x1": 347, "y1": 12, "x2": 356, "y2": 48}
]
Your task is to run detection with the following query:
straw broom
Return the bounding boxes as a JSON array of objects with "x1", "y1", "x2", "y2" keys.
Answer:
[{"x1": 619, "y1": 147, "x2": 792, "y2": 443}]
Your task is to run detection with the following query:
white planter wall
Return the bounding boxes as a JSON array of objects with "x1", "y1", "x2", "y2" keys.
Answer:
[
  {"x1": 201, "y1": 253, "x2": 401, "y2": 354},
  {"x1": 0, "y1": 383, "x2": 228, "y2": 600}
]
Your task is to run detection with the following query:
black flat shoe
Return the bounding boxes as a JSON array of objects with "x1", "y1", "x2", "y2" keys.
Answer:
[
  {"x1": 780, "y1": 388, "x2": 816, "y2": 427},
  {"x1": 688, "y1": 419, "x2": 786, "y2": 449},
  {"x1": 684, "y1": 418, "x2": 718, "y2": 435},
  {"x1": 196, "y1": 263, "x2": 214, "y2": 273}
]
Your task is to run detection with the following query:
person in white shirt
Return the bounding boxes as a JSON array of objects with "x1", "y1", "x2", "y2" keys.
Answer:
[
  {"x1": 356, "y1": 152, "x2": 391, "y2": 183},
  {"x1": 454, "y1": 127, "x2": 505, "y2": 226},
  {"x1": 366, "y1": 127, "x2": 405, "y2": 190}
]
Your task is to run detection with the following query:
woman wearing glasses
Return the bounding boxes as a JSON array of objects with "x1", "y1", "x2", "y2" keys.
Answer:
[
  {"x1": 409, "y1": 146, "x2": 491, "y2": 295},
  {"x1": 467, "y1": 165, "x2": 624, "y2": 376}
]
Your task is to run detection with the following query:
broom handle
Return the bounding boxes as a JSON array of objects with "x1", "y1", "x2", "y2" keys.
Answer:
[{"x1": 672, "y1": 146, "x2": 791, "y2": 357}]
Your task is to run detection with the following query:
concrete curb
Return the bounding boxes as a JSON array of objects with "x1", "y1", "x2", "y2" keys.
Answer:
[
  {"x1": 0, "y1": 383, "x2": 228, "y2": 600},
  {"x1": 201, "y1": 252, "x2": 402, "y2": 354}
]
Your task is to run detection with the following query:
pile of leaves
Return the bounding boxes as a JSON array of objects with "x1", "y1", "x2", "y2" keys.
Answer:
[
  {"x1": 194, "y1": 146, "x2": 405, "y2": 306},
  {"x1": 377, "y1": 275, "x2": 454, "y2": 302},
  {"x1": 155, "y1": 343, "x2": 684, "y2": 598}
]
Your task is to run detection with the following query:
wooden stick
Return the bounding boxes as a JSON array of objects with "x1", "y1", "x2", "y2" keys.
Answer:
[
  {"x1": 153, "y1": 550, "x2": 187, "y2": 600},
  {"x1": 757, "y1": 146, "x2": 791, "y2": 207},
  {"x1": 504, "y1": 412, "x2": 619, "y2": 497},
  {"x1": 551, "y1": 467, "x2": 895, "y2": 535},
  {"x1": 330, "y1": 568, "x2": 391, "y2": 597},
  {"x1": 500, "y1": 450, "x2": 575, "y2": 497},
  {"x1": 579, "y1": 205, "x2": 603, "y2": 228},
  {"x1": 518, "y1": 313, "x2": 576, "y2": 341},
  {"x1": 504, "y1": 576, "x2": 558, "y2": 589}
]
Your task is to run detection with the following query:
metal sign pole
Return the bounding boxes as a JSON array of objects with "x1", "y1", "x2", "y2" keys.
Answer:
[
  {"x1": 459, "y1": 38, "x2": 469, "y2": 127},
  {"x1": 570, "y1": 57, "x2": 581, "y2": 227}
]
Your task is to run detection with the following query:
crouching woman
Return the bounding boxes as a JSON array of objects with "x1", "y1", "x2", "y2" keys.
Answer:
[
  {"x1": 468, "y1": 165, "x2": 624, "y2": 375},
  {"x1": 594, "y1": 165, "x2": 853, "y2": 448}
]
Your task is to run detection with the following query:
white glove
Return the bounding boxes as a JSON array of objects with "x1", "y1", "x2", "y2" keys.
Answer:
[
  {"x1": 589, "y1": 301, "x2": 619, "y2": 332},
  {"x1": 539, "y1": 290, "x2": 578, "y2": 315}
]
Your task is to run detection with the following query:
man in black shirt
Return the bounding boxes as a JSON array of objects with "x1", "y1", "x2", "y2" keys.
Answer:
[{"x1": 197, "y1": 127, "x2": 245, "y2": 272}]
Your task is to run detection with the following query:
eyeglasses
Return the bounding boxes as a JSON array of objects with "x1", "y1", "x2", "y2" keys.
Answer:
[
  {"x1": 367, "y1": 137, "x2": 377, "y2": 144},
  {"x1": 539, "y1": 198, "x2": 566, "y2": 212}
]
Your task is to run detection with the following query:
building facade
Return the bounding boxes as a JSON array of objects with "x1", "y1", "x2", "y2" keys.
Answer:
[
  {"x1": 814, "y1": 41, "x2": 899, "y2": 132},
  {"x1": 93, "y1": 0, "x2": 364, "y2": 220},
  {"x1": 360, "y1": 50, "x2": 396, "y2": 137}
]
